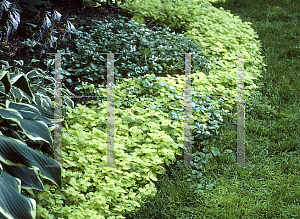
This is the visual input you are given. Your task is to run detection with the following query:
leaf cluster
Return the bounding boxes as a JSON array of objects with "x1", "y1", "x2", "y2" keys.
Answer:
[
  {"x1": 45, "y1": 14, "x2": 215, "y2": 97},
  {"x1": 35, "y1": 92, "x2": 187, "y2": 218},
  {"x1": 0, "y1": 58, "x2": 74, "y2": 218},
  {"x1": 85, "y1": 72, "x2": 225, "y2": 146},
  {"x1": 84, "y1": 72, "x2": 227, "y2": 166},
  {"x1": 118, "y1": 0, "x2": 267, "y2": 113},
  {"x1": 120, "y1": 0, "x2": 211, "y2": 33}
]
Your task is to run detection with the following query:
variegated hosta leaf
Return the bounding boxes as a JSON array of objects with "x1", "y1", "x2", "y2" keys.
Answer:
[{"x1": 0, "y1": 102, "x2": 54, "y2": 148}]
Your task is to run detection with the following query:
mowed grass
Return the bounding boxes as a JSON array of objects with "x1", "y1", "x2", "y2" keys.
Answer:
[{"x1": 124, "y1": 0, "x2": 300, "y2": 218}]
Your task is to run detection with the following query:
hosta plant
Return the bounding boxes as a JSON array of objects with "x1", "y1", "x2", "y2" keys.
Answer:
[{"x1": 0, "y1": 59, "x2": 74, "y2": 219}]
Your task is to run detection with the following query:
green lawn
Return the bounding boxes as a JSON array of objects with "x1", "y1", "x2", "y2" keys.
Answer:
[{"x1": 124, "y1": 0, "x2": 300, "y2": 218}]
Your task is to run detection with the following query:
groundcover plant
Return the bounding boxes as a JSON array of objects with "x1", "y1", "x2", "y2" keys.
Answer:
[
  {"x1": 43, "y1": 14, "x2": 215, "y2": 99},
  {"x1": 34, "y1": 0, "x2": 267, "y2": 218},
  {"x1": 1, "y1": 0, "x2": 299, "y2": 218},
  {"x1": 122, "y1": 0, "x2": 300, "y2": 218}
]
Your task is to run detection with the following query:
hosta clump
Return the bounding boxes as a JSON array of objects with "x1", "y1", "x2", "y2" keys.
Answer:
[
  {"x1": 0, "y1": 58, "x2": 75, "y2": 218},
  {"x1": 0, "y1": 59, "x2": 74, "y2": 112},
  {"x1": 45, "y1": 14, "x2": 215, "y2": 96}
]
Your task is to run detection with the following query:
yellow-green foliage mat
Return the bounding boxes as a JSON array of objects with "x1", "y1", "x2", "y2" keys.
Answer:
[
  {"x1": 35, "y1": 78, "x2": 186, "y2": 218},
  {"x1": 36, "y1": 73, "x2": 227, "y2": 218},
  {"x1": 35, "y1": 1, "x2": 268, "y2": 218}
]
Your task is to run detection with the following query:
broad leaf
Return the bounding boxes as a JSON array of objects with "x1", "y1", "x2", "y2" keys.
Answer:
[
  {"x1": 0, "y1": 134, "x2": 62, "y2": 188},
  {"x1": 1, "y1": 114, "x2": 53, "y2": 148},
  {"x1": 0, "y1": 170, "x2": 36, "y2": 219},
  {"x1": 0, "y1": 70, "x2": 11, "y2": 94},
  {"x1": 9, "y1": 73, "x2": 33, "y2": 99},
  {"x1": 1, "y1": 162, "x2": 44, "y2": 191}
]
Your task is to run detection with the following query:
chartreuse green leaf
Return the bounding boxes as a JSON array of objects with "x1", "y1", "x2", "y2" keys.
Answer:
[{"x1": 34, "y1": 79, "x2": 188, "y2": 218}]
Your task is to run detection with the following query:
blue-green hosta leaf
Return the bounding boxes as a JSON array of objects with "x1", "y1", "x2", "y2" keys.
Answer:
[
  {"x1": 15, "y1": 88, "x2": 33, "y2": 104},
  {"x1": 27, "y1": 104, "x2": 55, "y2": 121},
  {"x1": 9, "y1": 73, "x2": 33, "y2": 99},
  {"x1": 0, "y1": 108, "x2": 23, "y2": 120},
  {"x1": 0, "y1": 170, "x2": 36, "y2": 219},
  {"x1": 34, "y1": 115, "x2": 55, "y2": 132},
  {"x1": 5, "y1": 128, "x2": 26, "y2": 144},
  {"x1": 46, "y1": 59, "x2": 55, "y2": 70},
  {"x1": 0, "y1": 70, "x2": 11, "y2": 94},
  {"x1": 26, "y1": 69, "x2": 44, "y2": 79},
  {"x1": 16, "y1": 110, "x2": 38, "y2": 120},
  {"x1": 0, "y1": 134, "x2": 62, "y2": 188},
  {"x1": 0, "y1": 60, "x2": 9, "y2": 67},
  {"x1": 24, "y1": 90, "x2": 52, "y2": 108},
  {"x1": 6, "y1": 101, "x2": 55, "y2": 131},
  {"x1": 61, "y1": 87, "x2": 74, "y2": 97},
  {"x1": 13, "y1": 60, "x2": 24, "y2": 67},
  {"x1": 0, "y1": 108, "x2": 53, "y2": 148},
  {"x1": 34, "y1": 93, "x2": 42, "y2": 106},
  {"x1": 40, "y1": 98, "x2": 51, "y2": 108},
  {"x1": 0, "y1": 86, "x2": 6, "y2": 95},
  {"x1": 10, "y1": 86, "x2": 23, "y2": 102},
  {"x1": 18, "y1": 119, "x2": 53, "y2": 148},
  {"x1": 34, "y1": 87, "x2": 49, "y2": 97},
  {"x1": 37, "y1": 92, "x2": 51, "y2": 104},
  {"x1": 44, "y1": 76, "x2": 55, "y2": 83},
  {"x1": 45, "y1": 87, "x2": 55, "y2": 96},
  {"x1": 1, "y1": 162, "x2": 44, "y2": 191},
  {"x1": 6, "y1": 101, "x2": 40, "y2": 116},
  {"x1": 63, "y1": 96, "x2": 74, "y2": 109}
]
